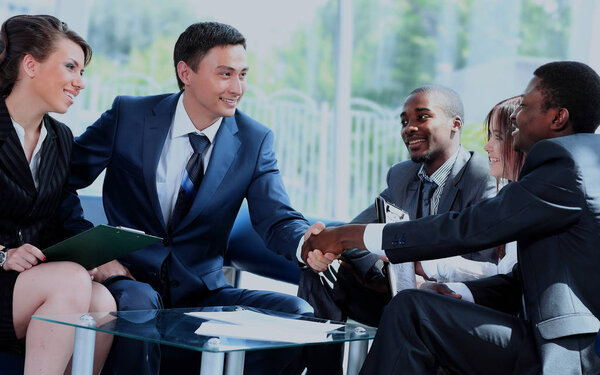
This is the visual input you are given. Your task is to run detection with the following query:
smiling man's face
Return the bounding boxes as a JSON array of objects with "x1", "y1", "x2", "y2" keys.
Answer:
[{"x1": 400, "y1": 91, "x2": 461, "y2": 172}]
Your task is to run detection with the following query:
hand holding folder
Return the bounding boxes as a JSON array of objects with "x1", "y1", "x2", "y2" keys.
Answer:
[{"x1": 43, "y1": 225, "x2": 162, "y2": 270}]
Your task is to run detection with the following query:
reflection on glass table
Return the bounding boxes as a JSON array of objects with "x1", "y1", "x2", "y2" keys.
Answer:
[{"x1": 33, "y1": 305, "x2": 376, "y2": 375}]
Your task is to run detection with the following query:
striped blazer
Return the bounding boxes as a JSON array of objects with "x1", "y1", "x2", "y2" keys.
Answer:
[{"x1": 0, "y1": 100, "x2": 90, "y2": 251}]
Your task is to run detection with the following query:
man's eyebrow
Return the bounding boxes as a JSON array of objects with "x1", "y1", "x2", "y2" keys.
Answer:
[
  {"x1": 415, "y1": 107, "x2": 431, "y2": 112},
  {"x1": 216, "y1": 65, "x2": 249, "y2": 72}
]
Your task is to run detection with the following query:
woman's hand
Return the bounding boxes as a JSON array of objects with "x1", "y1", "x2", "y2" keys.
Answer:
[{"x1": 2, "y1": 244, "x2": 46, "y2": 272}]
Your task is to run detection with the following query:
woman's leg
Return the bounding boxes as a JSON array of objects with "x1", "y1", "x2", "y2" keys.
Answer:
[
  {"x1": 89, "y1": 282, "x2": 115, "y2": 375},
  {"x1": 12, "y1": 261, "x2": 92, "y2": 375}
]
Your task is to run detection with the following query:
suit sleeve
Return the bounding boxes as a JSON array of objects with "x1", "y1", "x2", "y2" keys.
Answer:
[
  {"x1": 383, "y1": 141, "x2": 583, "y2": 263},
  {"x1": 464, "y1": 265, "x2": 522, "y2": 314},
  {"x1": 246, "y1": 129, "x2": 309, "y2": 261},
  {"x1": 61, "y1": 97, "x2": 121, "y2": 235},
  {"x1": 56, "y1": 124, "x2": 94, "y2": 240},
  {"x1": 341, "y1": 166, "x2": 395, "y2": 278},
  {"x1": 69, "y1": 96, "x2": 121, "y2": 189}
]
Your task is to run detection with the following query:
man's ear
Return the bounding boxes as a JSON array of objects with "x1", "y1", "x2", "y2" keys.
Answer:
[
  {"x1": 451, "y1": 116, "x2": 463, "y2": 132},
  {"x1": 550, "y1": 108, "x2": 569, "y2": 132},
  {"x1": 177, "y1": 61, "x2": 191, "y2": 87}
]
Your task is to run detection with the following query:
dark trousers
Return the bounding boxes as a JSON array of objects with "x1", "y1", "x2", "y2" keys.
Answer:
[
  {"x1": 360, "y1": 289, "x2": 600, "y2": 375},
  {"x1": 101, "y1": 278, "x2": 313, "y2": 375}
]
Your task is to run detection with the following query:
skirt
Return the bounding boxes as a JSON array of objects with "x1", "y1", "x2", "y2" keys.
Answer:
[{"x1": 0, "y1": 270, "x2": 21, "y2": 352}]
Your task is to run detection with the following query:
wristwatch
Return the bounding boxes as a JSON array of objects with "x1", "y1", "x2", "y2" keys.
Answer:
[{"x1": 0, "y1": 247, "x2": 7, "y2": 269}]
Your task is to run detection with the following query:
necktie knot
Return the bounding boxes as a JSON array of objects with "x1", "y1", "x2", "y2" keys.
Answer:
[{"x1": 189, "y1": 133, "x2": 210, "y2": 155}]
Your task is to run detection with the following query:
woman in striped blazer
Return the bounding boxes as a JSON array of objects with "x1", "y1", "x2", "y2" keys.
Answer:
[{"x1": 0, "y1": 15, "x2": 114, "y2": 374}]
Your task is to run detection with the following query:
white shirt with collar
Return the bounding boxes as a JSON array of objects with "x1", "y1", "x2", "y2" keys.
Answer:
[
  {"x1": 12, "y1": 118, "x2": 47, "y2": 190},
  {"x1": 156, "y1": 93, "x2": 221, "y2": 226},
  {"x1": 159, "y1": 93, "x2": 307, "y2": 263}
]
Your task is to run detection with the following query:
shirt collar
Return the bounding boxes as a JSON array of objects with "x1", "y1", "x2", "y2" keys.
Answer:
[
  {"x1": 417, "y1": 148, "x2": 460, "y2": 186},
  {"x1": 11, "y1": 117, "x2": 48, "y2": 152},
  {"x1": 172, "y1": 93, "x2": 221, "y2": 143}
]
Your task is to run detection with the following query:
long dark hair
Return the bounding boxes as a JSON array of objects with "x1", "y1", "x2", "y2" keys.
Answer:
[
  {"x1": 0, "y1": 14, "x2": 92, "y2": 97},
  {"x1": 484, "y1": 96, "x2": 525, "y2": 260}
]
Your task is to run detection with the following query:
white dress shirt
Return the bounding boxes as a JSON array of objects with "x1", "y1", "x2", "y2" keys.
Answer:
[
  {"x1": 156, "y1": 93, "x2": 221, "y2": 226},
  {"x1": 12, "y1": 118, "x2": 47, "y2": 189}
]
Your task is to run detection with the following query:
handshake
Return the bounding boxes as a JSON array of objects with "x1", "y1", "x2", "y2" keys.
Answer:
[{"x1": 300, "y1": 223, "x2": 368, "y2": 272}]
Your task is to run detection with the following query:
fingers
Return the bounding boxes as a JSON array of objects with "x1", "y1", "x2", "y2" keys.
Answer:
[
  {"x1": 304, "y1": 221, "x2": 326, "y2": 240},
  {"x1": 307, "y1": 249, "x2": 333, "y2": 273},
  {"x1": 4, "y1": 244, "x2": 46, "y2": 272},
  {"x1": 89, "y1": 268, "x2": 98, "y2": 280},
  {"x1": 438, "y1": 284, "x2": 462, "y2": 299}
]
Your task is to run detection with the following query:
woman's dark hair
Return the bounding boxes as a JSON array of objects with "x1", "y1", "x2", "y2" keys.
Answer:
[
  {"x1": 484, "y1": 96, "x2": 524, "y2": 183},
  {"x1": 0, "y1": 14, "x2": 92, "y2": 97}
]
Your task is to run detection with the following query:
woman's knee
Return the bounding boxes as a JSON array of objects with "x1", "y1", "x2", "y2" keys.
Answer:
[{"x1": 90, "y1": 282, "x2": 117, "y2": 312}]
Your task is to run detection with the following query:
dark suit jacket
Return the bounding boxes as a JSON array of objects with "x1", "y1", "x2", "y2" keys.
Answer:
[
  {"x1": 382, "y1": 134, "x2": 600, "y2": 372},
  {"x1": 67, "y1": 93, "x2": 309, "y2": 306},
  {"x1": 0, "y1": 100, "x2": 91, "y2": 250},
  {"x1": 347, "y1": 146, "x2": 497, "y2": 277}
]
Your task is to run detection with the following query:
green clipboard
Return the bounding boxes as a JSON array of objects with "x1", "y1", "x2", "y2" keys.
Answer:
[{"x1": 43, "y1": 225, "x2": 162, "y2": 269}]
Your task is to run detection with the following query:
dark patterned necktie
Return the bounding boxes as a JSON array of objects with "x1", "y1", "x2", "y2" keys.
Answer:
[
  {"x1": 170, "y1": 133, "x2": 210, "y2": 226},
  {"x1": 419, "y1": 179, "x2": 438, "y2": 218}
]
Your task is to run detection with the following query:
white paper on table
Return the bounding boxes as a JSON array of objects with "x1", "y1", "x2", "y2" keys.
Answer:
[
  {"x1": 185, "y1": 310, "x2": 344, "y2": 343},
  {"x1": 194, "y1": 321, "x2": 334, "y2": 344}
]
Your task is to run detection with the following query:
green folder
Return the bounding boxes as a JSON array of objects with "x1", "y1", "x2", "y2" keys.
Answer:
[{"x1": 43, "y1": 225, "x2": 162, "y2": 269}]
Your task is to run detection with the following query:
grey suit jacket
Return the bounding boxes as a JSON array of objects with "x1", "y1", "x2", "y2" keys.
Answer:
[
  {"x1": 346, "y1": 146, "x2": 497, "y2": 277},
  {"x1": 382, "y1": 134, "x2": 600, "y2": 372}
]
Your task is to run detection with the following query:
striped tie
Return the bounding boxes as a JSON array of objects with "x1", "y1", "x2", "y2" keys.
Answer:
[{"x1": 170, "y1": 133, "x2": 210, "y2": 227}]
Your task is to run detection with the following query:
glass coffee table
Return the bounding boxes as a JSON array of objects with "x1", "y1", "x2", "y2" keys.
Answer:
[{"x1": 33, "y1": 306, "x2": 376, "y2": 375}]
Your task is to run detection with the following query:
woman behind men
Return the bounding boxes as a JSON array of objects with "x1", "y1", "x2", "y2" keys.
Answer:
[
  {"x1": 418, "y1": 96, "x2": 524, "y2": 282},
  {"x1": 483, "y1": 95, "x2": 525, "y2": 273},
  {"x1": 0, "y1": 15, "x2": 114, "y2": 374}
]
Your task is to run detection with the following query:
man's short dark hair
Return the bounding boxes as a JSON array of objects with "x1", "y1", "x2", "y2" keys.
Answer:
[
  {"x1": 534, "y1": 61, "x2": 600, "y2": 133},
  {"x1": 409, "y1": 85, "x2": 464, "y2": 122},
  {"x1": 173, "y1": 22, "x2": 246, "y2": 91}
]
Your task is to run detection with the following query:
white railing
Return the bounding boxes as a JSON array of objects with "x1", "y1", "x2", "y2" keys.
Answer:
[{"x1": 73, "y1": 75, "x2": 407, "y2": 220}]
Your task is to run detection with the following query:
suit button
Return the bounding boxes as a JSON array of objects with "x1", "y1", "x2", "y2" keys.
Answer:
[
  {"x1": 391, "y1": 241, "x2": 398, "y2": 246},
  {"x1": 171, "y1": 280, "x2": 180, "y2": 287},
  {"x1": 162, "y1": 238, "x2": 170, "y2": 246}
]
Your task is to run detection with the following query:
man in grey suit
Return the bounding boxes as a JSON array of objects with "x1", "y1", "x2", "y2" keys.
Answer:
[
  {"x1": 297, "y1": 86, "x2": 495, "y2": 374},
  {"x1": 303, "y1": 61, "x2": 600, "y2": 374},
  {"x1": 304, "y1": 85, "x2": 496, "y2": 326}
]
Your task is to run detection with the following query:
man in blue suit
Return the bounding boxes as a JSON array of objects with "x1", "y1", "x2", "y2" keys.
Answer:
[
  {"x1": 67, "y1": 22, "x2": 323, "y2": 375},
  {"x1": 303, "y1": 61, "x2": 600, "y2": 374}
]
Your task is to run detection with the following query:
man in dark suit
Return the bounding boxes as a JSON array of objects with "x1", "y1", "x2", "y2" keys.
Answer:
[
  {"x1": 297, "y1": 86, "x2": 495, "y2": 375},
  {"x1": 66, "y1": 22, "x2": 321, "y2": 375},
  {"x1": 302, "y1": 85, "x2": 496, "y2": 326},
  {"x1": 303, "y1": 61, "x2": 600, "y2": 374}
]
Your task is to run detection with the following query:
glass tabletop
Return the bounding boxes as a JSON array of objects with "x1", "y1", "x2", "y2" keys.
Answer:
[{"x1": 32, "y1": 306, "x2": 376, "y2": 353}]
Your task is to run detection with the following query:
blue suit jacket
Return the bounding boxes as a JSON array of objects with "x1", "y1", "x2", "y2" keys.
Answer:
[{"x1": 68, "y1": 93, "x2": 309, "y2": 305}]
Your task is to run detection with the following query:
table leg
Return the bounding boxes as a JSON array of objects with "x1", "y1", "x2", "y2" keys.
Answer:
[
  {"x1": 200, "y1": 352, "x2": 225, "y2": 374},
  {"x1": 225, "y1": 351, "x2": 245, "y2": 375},
  {"x1": 71, "y1": 314, "x2": 96, "y2": 375},
  {"x1": 347, "y1": 340, "x2": 369, "y2": 375}
]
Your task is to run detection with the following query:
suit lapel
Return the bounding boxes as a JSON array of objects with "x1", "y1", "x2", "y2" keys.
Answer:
[
  {"x1": 437, "y1": 146, "x2": 470, "y2": 213},
  {"x1": 178, "y1": 115, "x2": 240, "y2": 229},
  {"x1": 143, "y1": 93, "x2": 180, "y2": 230},
  {"x1": 0, "y1": 101, "x2": 36, "y2": 196},
  {"x1": 36, "y1": 116, "x2": 58, "y2": 198}
]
